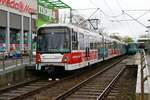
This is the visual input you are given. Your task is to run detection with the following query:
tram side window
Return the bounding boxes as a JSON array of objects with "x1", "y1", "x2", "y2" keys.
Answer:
[
  {"x1": 79, "y1": 33, "x2": 84, "y2": 50},
  {"x1": 84, "y1": 35, "x2": 90, "y2": 48},
  {"x1": 105, "y1": 40, "x2": 108, "y2": 48},
  {"x1": 72, "y1": 31, "x2": 78, "y2": 50},
  {"x1": 113, "y1": 41, "x2": 117, "y2": 49},
  {"x1": 90, "y1": 42, "x2": 93, "y2": 49},
  {"x1": 94, "y1": 42, "x2": 97, "y2": 49},
  {"x1": 97, "y1": 42, "x2": 101, "y2": 48},
  {"x1": 108, "y1": 41, "x2": 112, "y2": 49}
]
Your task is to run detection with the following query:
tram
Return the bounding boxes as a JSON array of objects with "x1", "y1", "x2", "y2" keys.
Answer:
[
  {"x1": 127, "y1": 43, "x2": 138, "y2": 55},
  {"x1": 35, "y1": 24, "x2": 127, "y2": 75}
]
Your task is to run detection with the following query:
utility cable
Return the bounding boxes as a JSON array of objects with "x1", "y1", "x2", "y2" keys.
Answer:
[
  {"x1": 79, "y1": 8, "x2": 100, "y2": 25},
  {"x1": 122, "y1": 10, "x2": 147, "y2": 28},
  {"x1": 115, "y1": 0, "x2": 133, "y2": 34},
  {"x1": 136, "y1": 11, "x2": 150, "y2": 19},
  {"x1": 90, "y1": 0, "x2": 123, "y2": 18},
  {"x1": 102, "y1": 0, "x2": 113, "y2": 12}
]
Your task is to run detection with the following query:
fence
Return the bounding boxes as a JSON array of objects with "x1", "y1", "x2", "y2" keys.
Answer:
[
  {"x1": 140, "y1": 49, "x2": 150, "y2": 100},
  {"x1": 0, "y1": 50, "x2": 35, "y2": 71}
]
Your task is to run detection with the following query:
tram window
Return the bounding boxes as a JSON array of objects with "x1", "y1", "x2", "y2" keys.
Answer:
[
  {"x1": 79, "y1": 33, "x2": 84, "y2": 50},
  {"x1": 96, "y1": 42, "x2": 99, "y2": 48},
  {"x1": 98, "y1": 42, "x2": 101, "y2": 48},
  {"x1": 72, "y1": 31, "x2": 78, "y2": 50},
  {"x1": 84, "y1": 35, "x2": 90, "y2": 48},
  {"x1": 37, "y1": 27, "x2": 70, "y2": 53},
  {"x1": 94, "y1": 43, "x2": 97, "y2": 49},
  {"x1": 98, "y1": 42, "x2": 100, "y2": 48},
  {"x1": 104, "y1": 43, "x2": 106, "y2": 48},
  {"x1": 93, "y1": 43, "x2": 95, "y2": 49},
  {"x1": 113, "y1": 41, "x2": 117, "y2": 49},
  {"x1": 90, "y1": 43, "x2": 93, "y2": 49},
  {"x1": 108, "y1": 42, "x2": 112, "y2": 48}
]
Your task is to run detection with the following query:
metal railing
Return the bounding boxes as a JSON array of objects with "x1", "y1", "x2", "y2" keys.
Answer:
[
  {"x1": 0, "y1": 50, "x2": 35, "y2": 71},
  {"x1": 140, "y1": 49, "x2": 150, "y2": 100}
]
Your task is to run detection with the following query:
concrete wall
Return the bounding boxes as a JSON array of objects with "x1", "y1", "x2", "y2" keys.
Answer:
[
  {"x1": 0, "y1": 68, "x2": 25, "y2": 87},
  {"x1": 0, "y1": 65, "x2": 35, "y2": 87},
  {"x1": 0, "y1": 67, "x2": 26, "y2": 87}
]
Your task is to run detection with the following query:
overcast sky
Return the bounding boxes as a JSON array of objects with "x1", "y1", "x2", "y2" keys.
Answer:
[{"x1": 61, "y1": 0, "x2": 150, "y2": 40}]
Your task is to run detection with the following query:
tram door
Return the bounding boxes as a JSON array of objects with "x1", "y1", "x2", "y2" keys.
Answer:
[
  {"x1": 84, "y1": 35, "x2": 90, "y2": 60},
  {"x1": 72, "y1": 30, "x2": 78, "y2": 50}
]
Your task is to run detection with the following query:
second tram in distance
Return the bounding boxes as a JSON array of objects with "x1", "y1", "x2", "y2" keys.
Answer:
[{"x1": 35, "y1": 24, "x2": 127, "y2": 75}]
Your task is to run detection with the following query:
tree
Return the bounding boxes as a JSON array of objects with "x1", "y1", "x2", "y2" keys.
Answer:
[
  {"x1": 109, "y1": 32, "x2": 134, "y2": 43},
  {"x1": 122, "y1": 36, "x2": 134, "y2": 43},
  {"x1": 109, "y1": 33, "x2": 121, "y2": 41}
]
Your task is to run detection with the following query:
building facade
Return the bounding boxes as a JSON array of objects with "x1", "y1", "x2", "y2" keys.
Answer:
[
  {"x1": 0, "y1": 0, "x2": 71, "y2": 52},
  {"x1": 0, "y1": 0, "x2": 37, "y2": 51},
  {"x1": 138, "y1": 38, "x2": 150, "y2": 53}
]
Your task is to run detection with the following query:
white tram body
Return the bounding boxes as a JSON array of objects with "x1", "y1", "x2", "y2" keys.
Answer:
[{"x1": 35, "y1": 24, "x2": 127, "y2": 73}]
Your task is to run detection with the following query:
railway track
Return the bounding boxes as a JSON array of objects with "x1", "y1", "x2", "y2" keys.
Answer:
[
  {"x1": 0, "y1": 56, "x2": 126, "y2": 100},
  {"x1": 104, "y1": 67, "x2": 137, "y2": 100},
  {"x1": 54, "y1": 59, "x2": 127, "y2": 100},
  {"x1": 0, "y1": 78, "x2": 59, "y2": 100}
]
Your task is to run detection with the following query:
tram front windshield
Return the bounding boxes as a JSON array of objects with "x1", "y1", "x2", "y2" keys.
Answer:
[{"x1": 37, "y1": 27, "x2": 70, "y2": 53}]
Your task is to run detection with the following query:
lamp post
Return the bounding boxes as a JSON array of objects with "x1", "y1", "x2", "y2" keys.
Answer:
[{"x1": 70, "y1": 8, "x2": 72, "y2": 23}]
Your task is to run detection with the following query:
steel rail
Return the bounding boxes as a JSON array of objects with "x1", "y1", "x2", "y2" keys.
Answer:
[
  {"x1": 0, "y1": 56, "x2": 126, "y2": 100},
  {"x1": 54, "y1": 57, "x2": 126, "y2": 100},
  {"x1": 96, "y1": 65, "x2": 126, "y2": 100},
  {"x1": 0, "y1": 78, "x2": 39, "y2": 94}
]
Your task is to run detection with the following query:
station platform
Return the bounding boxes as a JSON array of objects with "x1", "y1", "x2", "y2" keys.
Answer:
[
  {"x1": 0, "y1": 57, "x2": 35, "y2": 87},
  {"x1": 0, "y1": 57, "x2": 35, "y2": 74},
  {"x1": 134, "y1": 52, "x2": 150, "y2": 100},
  {"x1": 146, "y1": 55, "x2": 150, "y2": 72}
]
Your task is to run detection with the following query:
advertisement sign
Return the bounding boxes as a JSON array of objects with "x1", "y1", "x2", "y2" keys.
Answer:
[
  {"x1": 0, "y1": 0, "x2": 36, "y2": 13},
  {"x1": 37, "y1": 6, "x2": 59, "y2": 26},
  {"x1": 39, "y1": 5, "x2": 53, "y2": 17},
  {"x1": 37, "y1": 1, "x2": 59, "y2": 27}
]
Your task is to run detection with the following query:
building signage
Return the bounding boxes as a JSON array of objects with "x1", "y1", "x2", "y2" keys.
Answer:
[
  {"x1": 37, "y1": 5, "x2": 59, "y2": 27},
  {"x1": 0, "y1": 0, "x2": 35, "y2": 13},
  {"x1": 38, "y1": 5, "x2": 53, "y2": 17}
]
